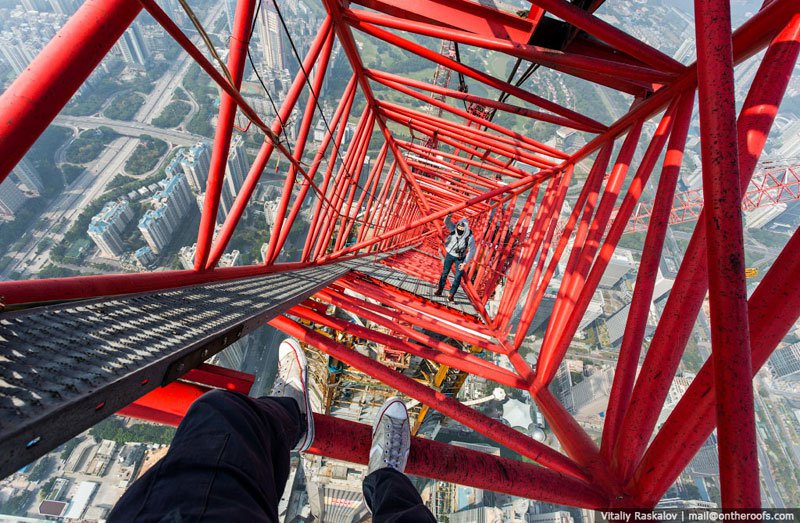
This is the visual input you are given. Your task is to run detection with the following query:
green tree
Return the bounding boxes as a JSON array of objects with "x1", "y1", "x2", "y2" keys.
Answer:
[
  {"x1": 153, "y1": 101, "x2": 192, "y2": 129},
  {"x1": 103, "y1": 92, "x2": 145, "y2": 121},
  {"x1": 125, "y1": 136, "x2": 169, "y2": 175}
]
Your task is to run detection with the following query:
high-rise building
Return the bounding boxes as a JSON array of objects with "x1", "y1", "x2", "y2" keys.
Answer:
[
  {"x1": 180, "y1": 142, "x2": 211, "y2": 193},
  {"x1": 448, "y1": 506, "x2": 504, "y2": 523},
  {"x1": 46, "y1": 0, "x2": 76, "y2": 14},
  {"x1": 529, "y1": 510, "x2": 576, "y2": 523},
  {"x1": 686, "y1": 433, "x2": 720, "y2": 477},
  {"x1": 12, "y1": 158, "x2": 44, "y2": 195},
  {"x1": 302, "y1": 455, "x2": 368, "y2": 523},
  {"x1": 354, "y1": 155, "x2": 371, "y2": 200},
  {"x1": 599, "y1": 248, "x2": 635, "y2": 288},
  {"x1": 116, "y1": 24, "x2": 149, "y2": 67},
  {"x1": 657, "y1": 375, "x2": 694, "y2": 427},
  {"x1": 138, "y1": 174, "x2": 194, "y2": 254},
  {"x1": 745, "y1": 204, "x2": 787, "y2": 229},
  {"x1": 134, "y1": 246, "x2": 156, "y2": 269},
  {"x1": 218, "y1": 136, "x2": 248, "y2": 221},
  {"x1": 87, "y1": 200, "x2": 135, "y2": 257},
  {"x1": 257, "y1": 2, "x2": 284, "y2": 71},
  {"x1": 178, "y1": 242, "x2": 240, "y2": 270},
  {"x1": 0, "y1": 179, "x2": 27, "y2": 219},
  {"x1": 138, "y1": 207, "x2": 173, "y2": 255},
  {"x1": 0, "y1": 36, "x2": 37, "y2": 76},
  {"x1": 550, "y1": 360, "x2": 575, "y2": 414},
  {"x1": 20, "y1": 0, "x2": 48, "y2": 11},
  {"x1": 570, "y1": 367, "x2": 615, "y2": 431},
  {"x1": 604, "y1": 303, "x2": 631, "y2": 346},
  {"x1": 769, "y1": 342, "x2": 800, "y2": 382}
]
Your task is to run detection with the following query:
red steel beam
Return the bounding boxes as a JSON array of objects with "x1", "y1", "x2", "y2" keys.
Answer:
[
  {"x1": 490, "y1": 180, "x2": 546, "y2": 330},
  {"x1": 377, "y1": 98, "x2": 563, "y2": 161},
  {"x1": 527, "y1": 0, "x2": 684, "y2": 73},
  {"x1": 535, "y1": 122, "x2": 643, "y2": 387},
  {"x1": 0, "y1": 250, "x2": 387, "y2": 306},
  {"x1": 332, "y1": 114, "x2": 377, "y2": 253},
  {"x1": 350, "y1": 19, "x2": 607, "y2": 133},
  {"x1": 337, "y1": 142, "x2": 390, "y2": 250},
  {"x1": 270, "y1": 77, "x2": 359, "y2": 263},
  {"x1": 310, "y1": 414, "x2": 607, "y2": 508},
  {"x1": 398, "y1": 139, "x2": 531, "y2": 179},
  {"x1": 539, "y1": 105, "x2": 675, "y2": 386},
  {"x1": 324, "y1": 164, "x2": 556, "y2": 261},
  {"x1": 269, "y1": 315, "x2": 591, "y2": 481},
  {"x1": 368, "y1": 69, "x2": 599, "y2": 134},
  {"x1": 207, "y1": 19, "x2": 336, "y2": 267},
  {"x1": 193, "y1": 0, "x2": 257, "y2": 270},
  {"x1": 303, "y1": 79, "x2": 359, "y2": 261},
  {"x1": 631, "y1": 223, "x2": 800, "y2": 507},
  {"x1": 0, "y1": 0, "x2": 142, "y2": 182},
  {"x1": 600, "y1": 92, "x2": 694, "y2": 462},
  {"x1": 118, "y1": 364, "x2": 254, "y2": 425},
  {"x1": 314, "y1": 108, "x2": 375, "y2": 259},
  {"x1": 497, "y1": 170, "x2": 572, "y2": 335},
  {"x1": 264, "y1": 31, "x2": 336, "y2": 264},
  {"x1": 349, "y1": 0, "x2": 534, "y2": 44},
  {"x1": 289, "y1": 303, "x2": 528, "y2": 389},
  {"x1": 692, "y1": 0, "x2": 758, "y2": 506},
  {"x1": 397, "y1": 122, "x2": 538, "y2": 177},
  {"x1": 512, "y1": 144, "x2": 610, "y2": 347},
  {"x1": 348, "y1": 8, "x2": 675, "y2": 85},
  {"x1": 326, "y1": 283, "x2": 498, "y2": 350},
  {"x1": 379, "y1": 106, "x2": 554, "y2": 170},
  {"x1": 610, "y1": 6, "x2": 797, "y2": 486},
  {"x1": 564, "y1": 0, "x2": 798, "y2": 171},
  {"x1": 321, "y1": 0, "x2": 434, "y2": 216},
  {"x1": 124, "y1": 384, "x2": 608, "y2": 507}
]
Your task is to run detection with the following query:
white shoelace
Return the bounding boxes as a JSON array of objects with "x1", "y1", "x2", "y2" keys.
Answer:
[
  {"x1": 272, "y1": 376, "x2": 287, "y2": 396},
  {"x1": 383, "y1": 417, "x2": 406, "y2": 469}
]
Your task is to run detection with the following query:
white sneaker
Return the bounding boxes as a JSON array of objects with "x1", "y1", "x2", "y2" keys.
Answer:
[
  {"x1": 368, "y1": 397, "x2": 410, "y2": 475},
  {"x1": 271, "y1": 338, "x2": 314, "y2": 452}
]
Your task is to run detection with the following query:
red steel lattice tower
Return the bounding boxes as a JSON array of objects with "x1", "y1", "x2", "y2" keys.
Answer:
[{"x1": 0, "y1": 0, "x2": 799, "y2": 511}]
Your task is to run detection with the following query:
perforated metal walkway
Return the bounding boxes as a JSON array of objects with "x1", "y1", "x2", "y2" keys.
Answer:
[
  {"x1": 353, "y1": 263, "x2": 479, "y2": 317},
  {"x1": 0, "y1": 257, "x2": 376, "y2": 478}
]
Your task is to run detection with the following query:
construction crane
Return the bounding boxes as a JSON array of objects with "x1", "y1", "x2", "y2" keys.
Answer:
[
  {"x1": 624, "y1": 158, "x2": 800, "y2": 234},
  {"x1": 0, "y1": 0, "x2": 798, "y2": 513}
]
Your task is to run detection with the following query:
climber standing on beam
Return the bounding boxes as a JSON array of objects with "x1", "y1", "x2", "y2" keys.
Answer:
[{"x1": 435, "y1": 214, "x2": 476, "y2": 303}]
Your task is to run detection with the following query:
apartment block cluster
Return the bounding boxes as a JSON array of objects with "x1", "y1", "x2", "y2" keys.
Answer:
[
  {"x1": 0, "y1": 158, "x2": 44, "y2": 221},
  {"x1": 0, "y1": 2, "x2": 70, "y2": 82},
  {"x1": 86, "y1": 138, "x2": 248, "y2": 268},
  {"x1": 0, "y1": 1, "x2": 161, "y2": 84},
  {"x1": 0, "y1": 426, "x2": 181, "y2": 520}
]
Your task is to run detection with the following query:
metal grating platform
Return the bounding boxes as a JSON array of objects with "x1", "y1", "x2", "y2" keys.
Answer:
[
  {"x1": 354, "y1": 263, "x2": 479, "y2": 317},
  {"x1": 0, "y1": 258, "x2": 375, "y2": 478}
]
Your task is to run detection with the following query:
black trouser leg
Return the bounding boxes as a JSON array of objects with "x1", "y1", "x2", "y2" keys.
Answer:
[
  {"x1": 108, "y1": 390, "x2": 303, "y2": 523},
  {"x1": 363, "y1": 468, "x2": 437, "y2": 523},
  {"x1": 438, "y1": 254, "x2": 456, "y2": 291},
  {"x1": 450, "y1": 262, "x2": 465, "y2": 296}
]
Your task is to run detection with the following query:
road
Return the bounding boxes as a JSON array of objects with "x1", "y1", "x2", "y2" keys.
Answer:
[
  {"x1": 757, "y1": 442, "x2": 785, "y2": 508},
  {"x1": 1, "y1": 6, "x2": 224, "y2": 279},
  {"x1": 55, "y1": 115, "x2": 206, "y2": 147},
  {"x1": 135, "y1": 3, "x2": 223, "y2": 125},
  {"x1": 5, "y1": 137, "x2": 140, "y2": 277},
  {"x1": 754, "y1": 389, "x2": 790, "y2": 507}
]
